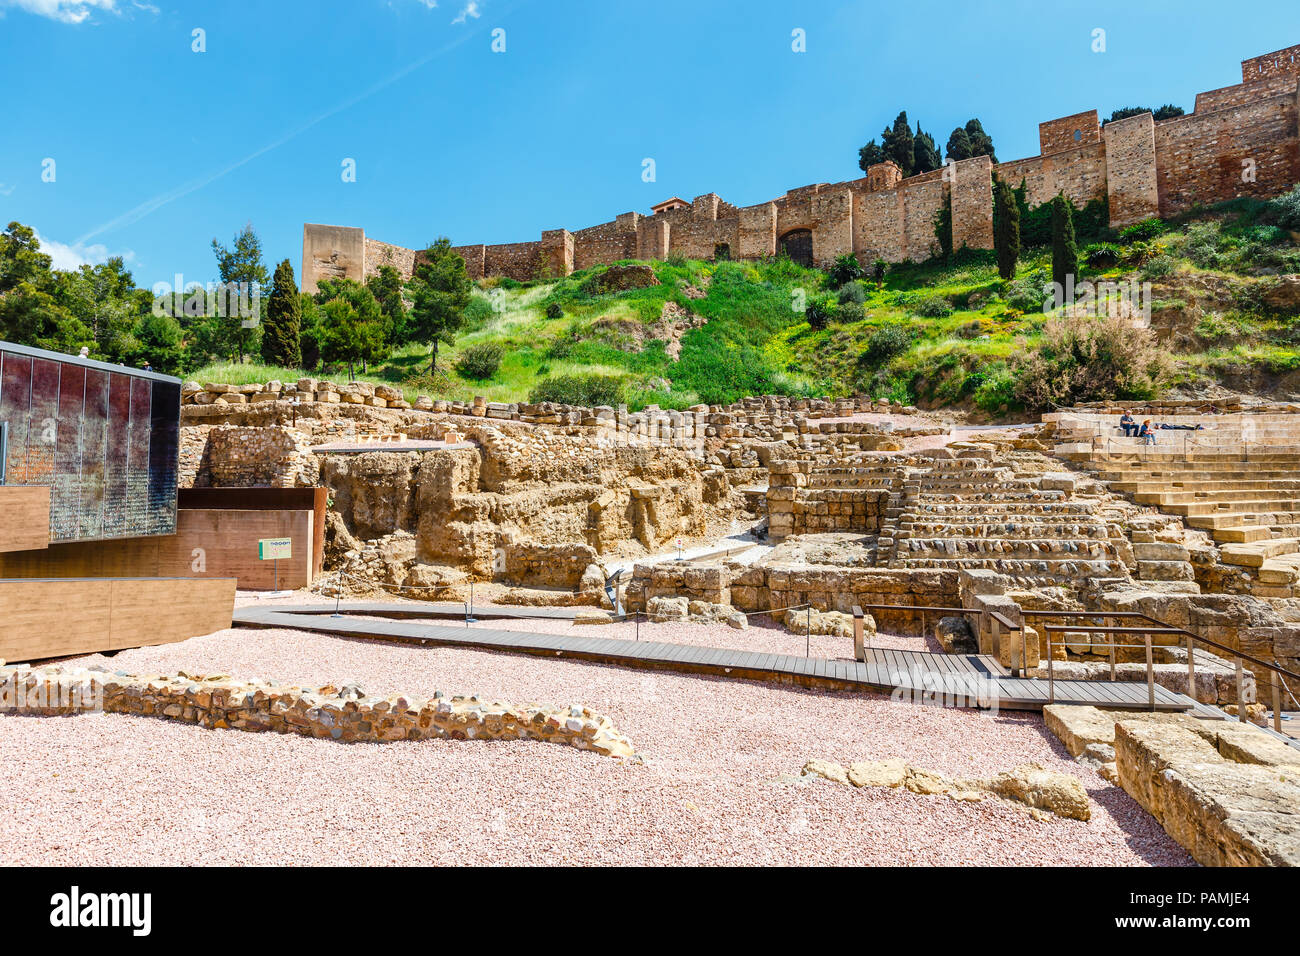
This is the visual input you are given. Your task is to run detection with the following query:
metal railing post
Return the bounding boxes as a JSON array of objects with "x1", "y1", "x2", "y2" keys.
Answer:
[
  {"x1": 1186, "y1": 632, "x2": 1195, "y2": 699},
  {"x1": 805, "y1": 606, "x2": 811, "y2": 658},
  {"x1": 1047, "y1": 628, "x2": 1055, "y2": 704},
  {"x1": 1144, "y1": 633, "x2": 1155, "y2": 712},
  {"x1": 1273, "y1": 670, "x2": 1283, "y2": 733},
  {"x1": 852, "y1": 605, "x2": 865, "y2": 662},
  {"x1": 1237, "y1": 657, "x2": 1246, "y2": 722}
]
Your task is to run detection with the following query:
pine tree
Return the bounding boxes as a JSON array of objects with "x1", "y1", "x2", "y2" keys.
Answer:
[
  {"x1": 993, "y1": 179, "x2": 1021, "y2": 280},
  {"x1": 406, "y1": 238, "x2": 471, "y2": 373},
  {"x1": 1051, "y1": 193, "x2": 1078, "y2": 294},
  {"x1": 317, "y1": 280, "x2": 387, "y2": 381},
  {"x1": 261, "y1": 259, "x2": 302, "y2": 368},
  {"x1": 858, "y1": 139, "x2": 885, "y2": 172}
]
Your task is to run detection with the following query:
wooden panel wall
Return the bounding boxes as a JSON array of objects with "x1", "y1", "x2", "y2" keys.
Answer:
[
  {"x1": 0, "y1": 576, "x2": 235, "y2": 662},
  {"x1": 0, "y1": 508, "x2": 314, "y2": 589},
  {"x1": 0, "y1": 486, "x2": 50, "y2": 553}
]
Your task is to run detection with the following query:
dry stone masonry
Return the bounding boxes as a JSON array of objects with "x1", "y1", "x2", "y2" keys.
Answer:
[{"x1": 0, "y1": 661, "x2": 635, "y2": 757}]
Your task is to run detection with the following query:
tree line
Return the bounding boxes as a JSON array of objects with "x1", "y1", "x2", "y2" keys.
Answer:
[
  {"x1": 859, "y1": 111, "x2": 997, "y2": 176},
  {"x1": 0, "y1": 220, "x2": 473, "y2": 380}
]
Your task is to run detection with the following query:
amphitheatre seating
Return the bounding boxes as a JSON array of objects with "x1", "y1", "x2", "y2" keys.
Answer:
[
  {"x1": 1048, "y1": 409, "x2": 1300, "y2": 457},
  {"x1": 1077, "y1": 452, "x2": 1300, "y2": 596},
  {"x1": 883, "y1": 459, "x2": 1132, "y2": 587}
]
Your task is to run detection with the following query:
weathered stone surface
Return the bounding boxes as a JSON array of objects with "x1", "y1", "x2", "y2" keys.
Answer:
[
  {"x1": 1116, "y1": 720, "x2": 1300, "y2": 866},
  {"x1": 987, "y1": 764, "x2": 1092, "y2": 821},
  {"x1": 0, "y1": 662, "x2": 636, "y2": 757},
  {"x1": 848, "y1": 759, "x2": 907, "y2": 788},
  {"x1": 801, "y1": 758, "x2": 850, "y2": 785}
]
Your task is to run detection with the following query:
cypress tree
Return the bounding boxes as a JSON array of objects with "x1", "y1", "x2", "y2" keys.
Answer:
[
  {"x1": 912, "y1": 125, "x2": 942, "y2": 174},
  {"x1": 1050, "y1": 193, "x2": 1078, "y2": 295},
  {"x1": 945, "y1": 126, "x2": 973, "y2": 162},
  {"x1": 261, "y1": 258, "x2": 302, "y2": 367},
  {"x1": 993, "y1": 179, "x2": 1021, "y2": 280},
  {"x1": 883, "y1": 111, "x2": 914, "y2": 175}
]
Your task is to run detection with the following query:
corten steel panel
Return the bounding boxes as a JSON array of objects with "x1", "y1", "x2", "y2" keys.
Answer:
[
  {"x1": 177, "y1": 486, "x2": 327, "y2": 575},
  {"x1": 0, "y1": 352, "x2": 32, "y2": 484},
  {"x1": 27, "y1": 358, "x2": 59, "y2": 491},
  {"x1": 0, "y1": 486, "x2": 51, "y2": 552},
  {"x1": 156, "y1": 509, "x2": 315, "y2": 589},
  {"x1": 0, "y1": 576, "x2": 235, "y2": 662},
  {"x1": 52, "y1": 362, "x2": 85, "y2": 541}
]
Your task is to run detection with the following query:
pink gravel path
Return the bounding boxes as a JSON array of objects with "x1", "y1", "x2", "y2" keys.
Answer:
[{"x1": 0, "y1": 620, "x2": 1191, "y2": 866}]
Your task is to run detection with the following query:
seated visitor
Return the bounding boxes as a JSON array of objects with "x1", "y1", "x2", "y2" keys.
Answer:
[
  {"x1": 1139, "y1": 420, "x2": 1157, "y2": 445},
  {"x1": 1119, "y1": 410, "x2": 1137, "y2": 436}
]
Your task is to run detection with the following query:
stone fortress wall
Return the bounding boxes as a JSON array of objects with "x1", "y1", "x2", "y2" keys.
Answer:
[{"x1": 301, "y1": 44, "x2": 1300, "y2": 291}]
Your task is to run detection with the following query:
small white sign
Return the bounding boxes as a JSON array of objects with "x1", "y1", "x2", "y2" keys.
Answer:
[{"x1": 258, "y1": 537, "x2": 292, "y2": 560}]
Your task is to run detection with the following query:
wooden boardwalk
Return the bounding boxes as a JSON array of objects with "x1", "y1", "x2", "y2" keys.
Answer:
[{"x1": 234, "y1": 604, "x2": 1195, "y2": 713}]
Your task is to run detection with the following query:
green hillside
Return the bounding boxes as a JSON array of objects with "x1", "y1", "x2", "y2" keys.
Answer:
[{"x1": 189, "y1": 190, "x2": 1300, "y2": 416}]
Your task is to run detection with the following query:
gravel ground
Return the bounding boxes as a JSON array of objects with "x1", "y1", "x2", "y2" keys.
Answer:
[{"x1": 0, "y1": 612, "x2": 1192, "y2": 866}]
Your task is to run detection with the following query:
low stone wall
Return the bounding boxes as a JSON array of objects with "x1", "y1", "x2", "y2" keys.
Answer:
[
  {"x1": 0, "y1": 662, "x2": 635, "y2": 757},
  {"x1": 766, "y1": 459, "x2": 892, "y2": 537},
  {"x1": 183, "y1": 381, "x2": 923, "y2": 444},
  {"x1": 625, "y1": 561, "x2": 959, "y2": 633},
  {"x1": 191, "y1": 425, "x2": 320, "y2": 488},
  {"x1": 1116, "y1": 719, "x2": 1300, "y2": 866}
]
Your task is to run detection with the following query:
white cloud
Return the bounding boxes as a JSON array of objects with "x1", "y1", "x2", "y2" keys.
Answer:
[
  {"x1": 452, "y1": 1, "x2": 480, "y2": 24},
  {"x1": 0, "y1": 0, "x2": 118, "y2": 24},
  {"x1": 32, "y1": 229, "x2": 134, "y2": 271}
]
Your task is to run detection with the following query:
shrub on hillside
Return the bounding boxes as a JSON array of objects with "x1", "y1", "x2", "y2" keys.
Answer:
[
  {"x1": 912, "y1": 294, "x2": 953, "y2": 318},
  {"x1": 1180, "y1": 222, "x2": 1223, "y2": 268},
  {"x1": 545, "y1": 302, "x2": 564, "y2": 319},
  {"x1": 1119, "y1": 218, "x2": 1167, "y2": 243},
  {"x1": 1139, "y1": 254, "x2": 1177, "y2": 281},
  {"x1": 837, "y1": 282, "x2": 867, "y2": 305},
  {"x1": 805, "y1": 293, "x2": 837, "y2": 330},
  {"x1": 1011, "y1": 314, "x2": 1171, "y2": 411},
  {"x1": 973, "y1": 367, "x2": 1016, "y2": 414},
  {"x1": 528, "y1": 373, "x2": 626, "y2": 407},
  {"x1": 1004, "y1": 277, "x2": 1049, "y2": 313},
  {"x1": 859, "y1": 322, "x2": 914, "y2": 368},
  {"x1": 835, "y1": 302, "x2": 867, "y2": 324},
  {"x1": 1268, "y1": 185, "x2": 1300, "y2": 231},
  {"x1": 455, "y1": 342, "x2": 504, "y2": 380},
  {"x1": 827, "y1": 253, "x2": 864, "y2": 289},
  {"x1": 1083, "y1": 242, "x2": 1121, "y2": 268}
]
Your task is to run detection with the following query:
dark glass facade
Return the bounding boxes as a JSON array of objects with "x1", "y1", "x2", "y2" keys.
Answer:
[{"x1": 0, "y1": 342, "x2": 180, "y2": 542}]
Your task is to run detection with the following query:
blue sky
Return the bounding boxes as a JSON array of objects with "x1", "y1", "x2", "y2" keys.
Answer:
[{"x1": 0, "y1": 0, "x2": 1295, "y2": 289}]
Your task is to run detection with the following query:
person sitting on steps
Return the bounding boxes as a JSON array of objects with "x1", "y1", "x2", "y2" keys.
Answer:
[
  {"x1": 1119, "y1": 410, "x2": 1137, "y2": 437},
  {"x1": 1139, "y1": 420, "x2": 1157, "y2": 445}
]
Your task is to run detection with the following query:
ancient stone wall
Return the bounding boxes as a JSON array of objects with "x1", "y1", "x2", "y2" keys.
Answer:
[
  {"x1": 1154, "y1": 89, "x2": 1300, "y2": 216},
  {"x1": 1103, "y1": 112, "x2": 1161, "y2": 226},
  {"x1": 0, "y1": 661, "x2": 635, "y2": 756},
  {"x1": 301, "y1": 44, "x2": 1300, "y2": 290},
  {"x1": 1039, "y1": 110, "x2": 1101, "y2": 155}
]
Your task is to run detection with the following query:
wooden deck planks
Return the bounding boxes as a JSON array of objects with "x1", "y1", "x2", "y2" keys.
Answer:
[{"x1": 233, "y1": 606, "x2": 1195, "y2": 712}]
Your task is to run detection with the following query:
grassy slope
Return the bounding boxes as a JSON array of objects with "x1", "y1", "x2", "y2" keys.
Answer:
[{"x1": 193, "y1": 200, "x2": 1300, "y2": 413}]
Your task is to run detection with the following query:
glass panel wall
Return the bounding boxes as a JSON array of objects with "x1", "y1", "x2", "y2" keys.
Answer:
[{"x1": 0, "y1": 345, "x2": 179, "y2": 543}]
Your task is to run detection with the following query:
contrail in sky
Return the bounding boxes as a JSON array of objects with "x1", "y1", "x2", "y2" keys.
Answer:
[{"x1": 75, "y1": 6, "x2": 511, "y2": 245}]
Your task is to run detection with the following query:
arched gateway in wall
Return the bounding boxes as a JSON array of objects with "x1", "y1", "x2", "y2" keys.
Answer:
[{"x1": 778, "y1": 228, "x2": 813, "y2": 267}]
